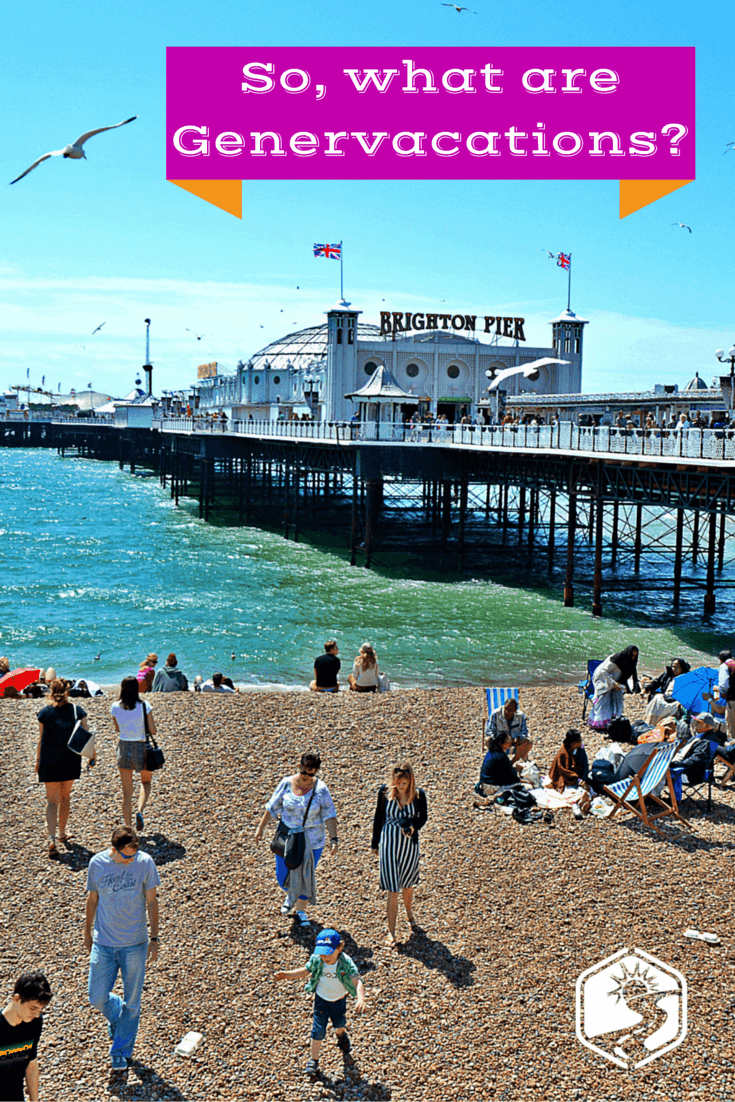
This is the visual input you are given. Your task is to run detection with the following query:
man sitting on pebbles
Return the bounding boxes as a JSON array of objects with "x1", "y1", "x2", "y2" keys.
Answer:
[
  {"x1": 484, "y1": 697, "x2": 533, "y2": 766},
  {"x1": 310, "y1": 640, "x2": 341, "y2": 693},
  {"x1": 201, "y1": 672, "x2": 236, "y2": 693}
]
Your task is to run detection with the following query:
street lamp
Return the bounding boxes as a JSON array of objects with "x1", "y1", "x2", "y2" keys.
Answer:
[{"x1": 715, "y1": 345, "x2": 735, "y2": 411}]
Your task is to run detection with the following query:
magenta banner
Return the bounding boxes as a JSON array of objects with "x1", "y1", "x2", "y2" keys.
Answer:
[{"x1": 166, "y1": 47, "x2": 695, "y2": 182}]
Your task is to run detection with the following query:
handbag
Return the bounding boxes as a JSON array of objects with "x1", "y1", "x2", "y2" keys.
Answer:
[
  {"x1": 67, "y1": 703, "x2": 96, "y2": 759},
  {"x1": 271, "y1": 780, "x2": 318, "y2": 869},
  {"x1": 142, "y1": 703, "x2": 165, "y2": 772}
]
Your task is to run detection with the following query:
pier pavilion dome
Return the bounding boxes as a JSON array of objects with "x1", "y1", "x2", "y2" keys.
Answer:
[{"x1": 249, "y1": 321, "x2": 384, "y2": 371}]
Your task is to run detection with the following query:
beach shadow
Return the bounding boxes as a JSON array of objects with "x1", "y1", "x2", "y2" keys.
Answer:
[
  {"x1": 316, "y1": 1051, "x2": 392, "y2": 1100},
  {"x1": 108, "y1": 1059, "x2": 188, "y2": 1099},
  {"x1": 53, "y1": 840, "x2": 95, "y2": 870},
  {"x1": 141, "y1": 832, "x2": 187, "y2": 866},
  {"x1": 396, "y1": 930, "x2": 476, "y2": 988},
  {"x1": 282, "y1": 922, "x2": 377, "y2": 975}
]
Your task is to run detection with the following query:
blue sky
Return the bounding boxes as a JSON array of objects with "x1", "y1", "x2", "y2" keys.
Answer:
[{"x1": 2, "y1": 1, "x2": 733, "y2": 400}]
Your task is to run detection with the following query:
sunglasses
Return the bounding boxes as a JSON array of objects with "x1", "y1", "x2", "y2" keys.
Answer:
[
  {"x1": 299, "y1": 769, "x2": 318, "y2": 777},
  {"x1": 114, "y1": 846, "x2": 139, "y2": 859}
]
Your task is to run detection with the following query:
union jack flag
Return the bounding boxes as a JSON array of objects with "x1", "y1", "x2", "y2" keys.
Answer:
[
  {"x1": 313, "y1": 243, "x2": 341, "y2": 259},
  {"x1": 556, "y1": 252, "x2": 571, "y2": 270}
]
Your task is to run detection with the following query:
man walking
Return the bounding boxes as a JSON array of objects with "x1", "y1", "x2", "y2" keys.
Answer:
[
  {"x1": 84, "y1": 826, "x2": 160, "y2": 1070},
  {"x1": 0, "y1": 972, "x2": 53, "y2": 1101}
]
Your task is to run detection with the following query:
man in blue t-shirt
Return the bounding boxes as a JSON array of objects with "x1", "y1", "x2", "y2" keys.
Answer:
[{"x1": 84, "y1": 825, "x2": 161, "y2": 1071}]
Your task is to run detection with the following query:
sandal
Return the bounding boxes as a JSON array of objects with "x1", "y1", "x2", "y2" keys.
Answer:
[{"x1": 48, "y1": 840, "x2": 59, "y2": 858}]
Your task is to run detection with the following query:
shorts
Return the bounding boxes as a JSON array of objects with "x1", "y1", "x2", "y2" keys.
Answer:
[
  {"x1": 311, "y1": 993, "x2": 347, "y2": 1039},
  {"x1": 116, "y1": 740, "x2": 148, "y2": 772}
]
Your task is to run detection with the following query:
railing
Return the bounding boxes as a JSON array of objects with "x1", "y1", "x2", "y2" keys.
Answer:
[
  {"x1": 151, "y1": 417, "x2": 735, "y2": 461},
  {"x1": 1, "y1": 411, "x2": 115, "y2": 425}
]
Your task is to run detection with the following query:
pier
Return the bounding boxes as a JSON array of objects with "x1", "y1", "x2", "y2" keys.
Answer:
[{"x1": 4, "y1": 413, "x2": 735, "y2": 618}]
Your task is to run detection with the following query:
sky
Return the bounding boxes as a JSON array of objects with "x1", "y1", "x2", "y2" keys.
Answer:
[{"x1": 2, "y1": 1, "x2": 734, "y2": 401}]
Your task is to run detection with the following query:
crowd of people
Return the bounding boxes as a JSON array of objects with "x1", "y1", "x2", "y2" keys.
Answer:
[
  {"x1": 9, "y1": 638, "x2": 735, "y2": 1096},
  {"x1": 474, "y1": 643, "x2": 735, "y2": 822}
]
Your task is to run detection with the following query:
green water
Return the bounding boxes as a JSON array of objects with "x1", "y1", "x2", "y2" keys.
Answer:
[{"x1": 0, "y1": 449, "x2": 725, "y2": 688}]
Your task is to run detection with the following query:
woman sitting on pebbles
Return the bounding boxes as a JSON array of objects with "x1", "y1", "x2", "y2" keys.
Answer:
[
  {"x1": 478, "y1": 731, "x2": 527, "y2": 790},
  {"x1": 136, "y1": 653, "x2": 158, "y2": 694},
  {"x1": 254, "y1": 753, "x2": 338, "y2": 930},
  {"x1": 348, "y1": 643, "x2": 380, "y2": 693},
  {"x1": 36, "y1": 678, "x2": 94, "y2": 856},
  {"x1": 548, "y1": 730, "x2": 591, "y2": 816},
  {"x1": 371, "y1": 763, "x2": 428, "y2": 948}
]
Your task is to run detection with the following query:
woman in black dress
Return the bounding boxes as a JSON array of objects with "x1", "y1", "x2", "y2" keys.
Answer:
[
  {"x1": 371, "y1": 763, "x2": 428, "y2": 947},
  {"x1": 36, "y1": 679, "x2": 93, "y2": 857}
]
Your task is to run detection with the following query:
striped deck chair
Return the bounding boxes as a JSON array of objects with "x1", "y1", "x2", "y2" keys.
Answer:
[
  {"x1": 602, "y1": 741, "x2": 692, "y2": 835},
  {"x1": 482, "y1": 687, "x2": 520, "y2": 750}
]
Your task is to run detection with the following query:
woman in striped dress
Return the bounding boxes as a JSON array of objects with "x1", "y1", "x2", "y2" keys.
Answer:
[{"x1": 371, "y1": 763, "x2": 428, "y2": 948}]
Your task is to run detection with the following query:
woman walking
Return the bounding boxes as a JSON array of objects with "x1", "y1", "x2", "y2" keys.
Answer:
[
  {"x1": 36, "y1": 679, "x2": 94, "y2": 857},
  {"x1": 348, "y1": 644, "x2": 380, "y2": 693},
  {"x1": 254, "y1": 752, "x2": 338, "y2": 930},
  {"x1": 371, "y1": 763, "x2": 428, "y2": 947},
  {"x1": 110, "y1": 676, "x2": 157, "y2": 831}
]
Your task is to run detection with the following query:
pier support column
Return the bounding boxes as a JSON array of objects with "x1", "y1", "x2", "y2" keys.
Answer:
[
  {"x1": 198, "y1": 459, "x2": 205, "y2": 519},
  {"x1": 458, "y1": 480, "x2": 468, "y2": 568},
  {"x1": 611, "y1": 500, "x2": 619, "y2": 569},
  {"x1": 673, "y1": 508, "x2": 684, "y2": 611},
  {"x1": 283, "y1": 462, "x2": 291, "y2": 539},
  {"x1": 501, "y1": 485, "x2": 509, "y2": 544},
  {"x1": 634, "y1": 504, "x2": 643, "y2": 574},
  {"x1": 547, "y1": 491, "x2": 556, "y2": 572},
  {"x1": 364, "y1": 478, "x2": 382, "y2": 569},
  {"x1": 718, "y1": 511, "x2": 726, "y2": 572},
  {"x1": 293, "y1": 468, "x2": 300, "y2": 543},
  {"x1": 564, "y1": 484, "x2": 576, "y2": 607},
  {"x1": 592, "y1": 496, "x2": 604, "y2": 617},
  {"x1": 691, "y1": 510, "x2": 700, "y2": 566},
  {"x1": 705, "y1": 512, "x2": 717, "y2": 616},
  {"x1": 527, "y1": 489, "x2": 536, "y2": 550},
  {"x1": 518, "y1": 486, "x2": 526, "y2": 545},
  {"x1": 350, "y1": 469, "x2": 359, "y2": 566},
  {"x1": 441, "y1": 481, "x2": 452, "y2": 555}
]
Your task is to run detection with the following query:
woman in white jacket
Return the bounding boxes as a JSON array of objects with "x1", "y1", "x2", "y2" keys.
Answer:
[{"x1": 348, "y1": 643, "x2": 380, "y2": 693}]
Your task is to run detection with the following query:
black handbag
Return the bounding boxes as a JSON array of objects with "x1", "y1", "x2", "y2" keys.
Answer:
[
  {"x1": 271, "y1": 781, "x2": 318, "y2": 869},
  {"x1": 142, "y1": 704, "x2": 165, "y2": 772}
]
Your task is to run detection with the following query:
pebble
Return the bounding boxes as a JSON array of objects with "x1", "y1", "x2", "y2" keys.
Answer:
[{"x1": 1, "y1": 687, "x2": 729, "y2": 1100}]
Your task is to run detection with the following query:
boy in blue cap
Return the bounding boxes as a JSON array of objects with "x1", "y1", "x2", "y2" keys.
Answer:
[{"x1": 274, "y1": 928, "x2": 366, "y2": 1077}]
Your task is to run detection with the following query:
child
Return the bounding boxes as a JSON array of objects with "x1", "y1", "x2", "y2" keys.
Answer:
[{"x1": 274, "y1": 928, "x2": 366, "y2": 1077}]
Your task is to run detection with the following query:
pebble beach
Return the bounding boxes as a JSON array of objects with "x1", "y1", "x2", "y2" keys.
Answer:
[{"x1": 3, "y1": 685, "x2": 735, "y2": 1102}]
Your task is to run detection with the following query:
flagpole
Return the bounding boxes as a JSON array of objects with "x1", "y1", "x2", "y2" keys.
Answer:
[
  {"x1": 567, "y1": 255, "x2": 572, "y2": 312},
  {"x1": 340, "y1": 241, "x2": 344, "y2": 302}
]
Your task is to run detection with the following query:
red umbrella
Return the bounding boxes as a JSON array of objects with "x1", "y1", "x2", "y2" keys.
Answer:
[{"x1": 0, "y1": 668, "x2": 43, "y2": 695}]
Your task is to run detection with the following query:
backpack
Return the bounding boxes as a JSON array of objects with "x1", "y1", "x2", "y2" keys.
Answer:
[{"x1": 607, "y1": 716, "x2": 635, "y2": 744}]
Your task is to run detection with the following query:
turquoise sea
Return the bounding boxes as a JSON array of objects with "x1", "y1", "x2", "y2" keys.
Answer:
[{"x1": 0, "y1": 449, "x2": 728, "y2": 688}]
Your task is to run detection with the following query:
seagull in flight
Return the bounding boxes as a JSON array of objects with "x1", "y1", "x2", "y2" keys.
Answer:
[
  {"x1": 672, "y1": 222, "x2": 692, "y2": 233},
  {"x1": 725, "y1": 142, "x2": 734, "y2": 154},
  {"x1": 442, "y1": 3, "x2": 477, "y2": 11},
  {"x1": 10, "y1": 116, "x2": 137, "y2": 184},
  {"x1": 186, "y1": 329, "x2": 207, "y2": 341},
  {"x1": 91, "y1": 322, "x2": 106, "y2": 335}
]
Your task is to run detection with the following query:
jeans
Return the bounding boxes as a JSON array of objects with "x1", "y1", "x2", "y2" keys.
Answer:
[
  {"x1": 88, "y1": 941, "x2": 148, "y2": 1059},
  {"x1": 311, "y1": 994, "x2": 347, "y2": 1039}
]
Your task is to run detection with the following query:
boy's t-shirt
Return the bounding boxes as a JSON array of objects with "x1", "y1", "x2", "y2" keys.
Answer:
[
  {"x1": 86, "y1": 851, "x2": 161, "y2": 947},
  {"x1": 315, "y1": 962, "x2": 349, "y2": 1001},
  {"x1": 0, "y1": 1012, "x2": 42, "y2": 1102}
]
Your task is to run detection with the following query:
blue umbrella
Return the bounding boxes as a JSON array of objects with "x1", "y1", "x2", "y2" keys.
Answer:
[{"x1": 670, "y1": 666, "x2": 718, "y2": 715}]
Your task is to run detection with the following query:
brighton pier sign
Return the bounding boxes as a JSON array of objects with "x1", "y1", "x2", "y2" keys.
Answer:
[{"x1": 380, "y1": 311, "x2": 526, "y2": 340}]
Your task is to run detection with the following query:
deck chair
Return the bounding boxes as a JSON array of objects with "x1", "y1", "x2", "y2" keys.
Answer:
[
  {"x1": 482, "y1": 687, "x2": 519, "y2": 750},
  {"x1": 602, "y1": 741, "x2": 692, "y2": 835},
  {"x1": 677, "y1": 739, "x2": 719, "y2": 813},
  {"x1": 577, "y1": 660, "x2": 602, "y2": 720}
]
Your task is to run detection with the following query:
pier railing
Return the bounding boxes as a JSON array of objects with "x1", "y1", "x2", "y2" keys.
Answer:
[{"x1": 152, "y1": 417, "x2": 735, "y2": 461}]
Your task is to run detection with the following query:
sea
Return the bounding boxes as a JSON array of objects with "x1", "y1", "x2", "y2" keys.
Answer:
[{"x1": 0, "y1": 448, "x2": 729, "y2": 689}]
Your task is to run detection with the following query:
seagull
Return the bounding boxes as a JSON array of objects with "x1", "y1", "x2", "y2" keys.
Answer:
[
  {"x1": 542, "y1": 249, "x2": 556, "y2": 258},
  {"x1": 93, "y1": 652, "x2": 101, "y2": 661},
  {"x1": 442, "y1": 3, "x2": 477, "y2": 11},
  {"x1": 231, "y1": 651, "x2": 236, "y2": 661},
  {"x1": 91, "y1": 322, "x2": 105, "y2": 335},
  {"x1": 10, "y1": 116, "x2": 137, "y2": 184},
  {"x1": 725, "y1": 142, "x2": 734, "y2": 154},
  {"x1": 672, "y1": 222, "x2": 692, "y2": 233}
]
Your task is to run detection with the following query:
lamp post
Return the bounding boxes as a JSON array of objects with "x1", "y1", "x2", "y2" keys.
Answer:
[{"x1": 715, "y1": 345, "x2": 735, "y2": 413}]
